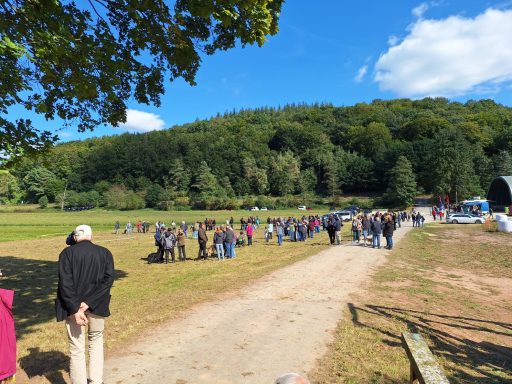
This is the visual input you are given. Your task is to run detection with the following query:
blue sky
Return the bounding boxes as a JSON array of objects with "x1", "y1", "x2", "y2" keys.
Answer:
[{"x1": 16, "y1": 0, "x2": 512, "y2": 140}]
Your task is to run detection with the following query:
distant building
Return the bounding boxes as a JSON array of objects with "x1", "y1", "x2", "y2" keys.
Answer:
[{"x1": 487, "y1": 176, "x2": 512, "y2": 212}]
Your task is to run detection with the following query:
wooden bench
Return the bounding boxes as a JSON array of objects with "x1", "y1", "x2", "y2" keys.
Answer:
[{"x1": 401, "y1": 332, "x2": 450, "y2": 384}]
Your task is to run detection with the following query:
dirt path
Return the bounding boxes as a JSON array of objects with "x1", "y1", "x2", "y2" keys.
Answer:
[{"x1": 105, "y1": 217, "x2": 425, "y2": 384}]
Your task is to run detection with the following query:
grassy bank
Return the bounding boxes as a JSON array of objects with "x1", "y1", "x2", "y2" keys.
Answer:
[
  {"x1": 0, "y1": 220, "x2": 351, "y2": 383},
  {"x1": 311, "y1": 224, "x2": 512, "y2": 383}
]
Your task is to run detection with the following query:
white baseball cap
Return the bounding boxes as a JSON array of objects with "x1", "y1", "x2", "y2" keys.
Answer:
[{"x1": 75, "y1": 224, "x2": 92, "y2": 237}]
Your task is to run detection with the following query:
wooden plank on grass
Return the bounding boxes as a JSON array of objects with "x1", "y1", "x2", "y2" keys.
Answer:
[{"x1": 401, "y1": 332, "x2": 450, "y2": 384}]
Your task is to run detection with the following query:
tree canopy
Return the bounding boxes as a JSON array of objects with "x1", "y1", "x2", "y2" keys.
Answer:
[
  {"x1": 5, "y1": 98, "x2": 512, "y2": 210},
  {"x1": 0, "y1": 0, "x2": 284, "y2": 158}
]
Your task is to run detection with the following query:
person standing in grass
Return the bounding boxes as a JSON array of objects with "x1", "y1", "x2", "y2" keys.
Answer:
[
  {"x1": 56, "y1": 225, "x2": 114, "y2": 384},
  {"x1": 214, "y1": 227, "x2": 225, "y2": 260},
  {"x1": 246, "y1": 222, "x2": 254, "y2": 246},
  {"x1": 197, "y1": 223, "x2": 208, "y2": 260},
  {"x1": 177, "y1": 228, "x2": 187, "y2": 261},
  {"x1": 162, "y1": 227, "x2": 177, "y2": 264}
]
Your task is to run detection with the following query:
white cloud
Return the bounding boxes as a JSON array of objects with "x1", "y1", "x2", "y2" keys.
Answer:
[
  {"x1": 59, "y1": 131, "x2": 74, "y2": 138},
  {"x1": 374, "y1": 8, "x2": 512, "y2": 98},
  {"x1": 354, "y1": 65, "x2": 368, "y2": 82},
  {"x1": 388, "y1": 35, "x2": 399, "y2": 46},
  {"x1": 117, "y1": 109, "x2": 166, "y2": 132},
  {"x1": 412, "y1": 2, "x2": 429, "y2": 18}
]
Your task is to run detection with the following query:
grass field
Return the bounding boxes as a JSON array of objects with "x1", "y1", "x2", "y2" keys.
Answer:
[
  {"x1": 0, "y1": 207, "x2": 348, "y2": 383},
  {"x1": 0, "y1": 207, "x2": 328, "y2": 242},
  {"x1": 311, "y1": 224, "x2": 512, "y2": 383}
]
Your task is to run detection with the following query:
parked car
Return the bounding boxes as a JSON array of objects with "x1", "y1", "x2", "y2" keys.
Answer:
[
  {"x1": 336, "y1": 210, "x2": 353, "y2": 221},
  {"x1": 298, "y1": 205, "x2": 307, "y2": 210},
  {"x1": 343, "y1": 205, "x2": 360, "y2": 214},
  {"x1": 250, "y1": 206, "x2": 259, "y2": 211},
  {"x1": 260, "y1": 207, "x2": 268, "y2": 211},
  {"x1": 446, "y1": 213, "x2": 484, "y2": 224}
]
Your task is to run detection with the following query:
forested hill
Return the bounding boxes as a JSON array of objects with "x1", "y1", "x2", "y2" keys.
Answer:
[{"x1": 3, "y1": 98, "x2": 512, "y2": 210}]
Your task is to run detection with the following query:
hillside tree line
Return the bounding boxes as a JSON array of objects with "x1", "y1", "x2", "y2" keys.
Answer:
[{"x1": 2, "y1": 98, "x2": 512, "y2": 209}]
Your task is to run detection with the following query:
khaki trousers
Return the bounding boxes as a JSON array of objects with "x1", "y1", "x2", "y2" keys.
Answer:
[{"x1": 65, "y1": 313, "x2": 105, "y2": 384}]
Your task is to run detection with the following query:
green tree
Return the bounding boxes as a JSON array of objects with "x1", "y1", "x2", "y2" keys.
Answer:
[
  {"x1": 0, "y1": 170, "x2": 21, "y2": 203},
  {"x1": 164, "y1": 159, "x2": 191, "y2": 193},
  {"x1": 0, "y1": 0, "x2": 284, "y2": 159},
  {"x1": 348, "y1": 122, "x2": 392, "y2": 159},
  {"x1": 493, "y1": 150, "x2": 512, "y2": 177},
  {"x1": 38, "y1": 195, "x2": 48, "y2": 208},
  {"x1": 383, "y1": 156, "x2": 417, "y2": 207},
  {"x1": 145, "y1": 183, "x2": 166, "y2": 208},
  {"x1": 268, "y1": 151, "x2": 300, "y2": 196},
  {"x1": 22, "y1": 167, "x2": 60, "y2": 201},
  {"x1": 192, "y1": 161, "x2": 222, "y2": 195}
]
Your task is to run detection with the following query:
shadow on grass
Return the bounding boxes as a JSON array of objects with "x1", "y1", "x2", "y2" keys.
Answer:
[
  {"x1": 0, "y1": 255, "x2": 126, "y2": 339},
  {"x1": 19, "y1": 348, "x2": 69, "y2": 384},
  {"x1": 347, "y1": 303, "x2": 512, "y2": 383}
]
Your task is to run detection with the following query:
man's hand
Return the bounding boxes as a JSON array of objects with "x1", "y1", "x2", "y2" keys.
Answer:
[
  {"x1": 73, "y1": 310, "x2": 88, "y2": 326},
  {"x1": 79, "y1": 302, "x2": 89, "y2": 312}
]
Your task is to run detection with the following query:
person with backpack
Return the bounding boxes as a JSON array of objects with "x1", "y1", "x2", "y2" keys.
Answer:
[{"x1": 162, "y1": 228, "x2": 177, "y2": 264}]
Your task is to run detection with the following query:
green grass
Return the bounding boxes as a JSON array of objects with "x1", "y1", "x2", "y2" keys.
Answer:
[
  {"x1": 311, "y1": 224, "x2": 512, "y2": 384},
  {"x1": 0, "y1": 207, "x2": 328, "y2": 242},
  {"x1": 0, "y1": 209, "x2": 352, "y2": 383}
]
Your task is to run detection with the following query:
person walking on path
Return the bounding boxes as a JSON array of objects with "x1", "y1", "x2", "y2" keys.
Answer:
[
  {"x1": 114, "y1": 221, "x2": 120, "y2": 235},
  {"x1": 56, "y1": 224, "x2": 115, "y2": 384},
  {"x1": 197, "y1": 223, "x2": 208, "y2": 260}
]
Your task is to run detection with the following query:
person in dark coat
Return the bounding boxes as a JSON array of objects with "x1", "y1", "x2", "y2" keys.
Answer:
[
  {"x1": 383, "y1": 216, "x2": 395, "y2": 250},
  {"x1": 56, "y1": 224, "x2": 115, "y2": 384},
  {"x1": 326, "y1": 218, "x2": 336, "y2": 245},
  {"x1": 197, "y1": 223, "x2": 208, "y2": 260}
]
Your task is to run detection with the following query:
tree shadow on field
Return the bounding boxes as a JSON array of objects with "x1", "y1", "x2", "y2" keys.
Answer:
[
  {"x1": 0, "y1": 255, "x2": 127, "y2": 339},
  {"x1": 347, "y1": 303, "x2": 512, "y2": 383},
  {"x1": 19, "y1": 348, "x2": 69, "y2": 384}
]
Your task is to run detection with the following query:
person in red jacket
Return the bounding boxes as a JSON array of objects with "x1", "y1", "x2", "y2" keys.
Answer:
[{"x1": 0, "y1": 288, "x2": 16, "y2": 382}]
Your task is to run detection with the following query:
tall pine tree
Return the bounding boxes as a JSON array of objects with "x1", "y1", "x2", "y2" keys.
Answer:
[{"x1": 383, "y1": 156, "x2": 417, "y2": 207}]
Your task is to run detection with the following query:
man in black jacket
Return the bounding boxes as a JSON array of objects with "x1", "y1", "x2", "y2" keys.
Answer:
[{"x1": 56, "y1": 224, "x2": 115, "y2": 384}]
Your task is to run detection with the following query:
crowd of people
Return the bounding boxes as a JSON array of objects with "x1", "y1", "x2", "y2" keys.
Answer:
[{"x1": 112, "y1": 209, "x2": 429, "y2": 264}]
